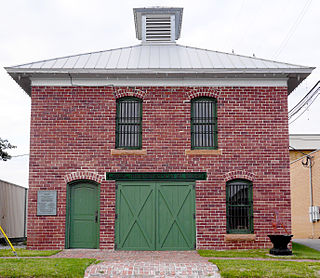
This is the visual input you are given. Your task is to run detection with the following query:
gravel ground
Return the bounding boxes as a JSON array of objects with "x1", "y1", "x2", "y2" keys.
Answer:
[{"x1": 0, "y1": 243, "x2": 26, "y2": 249}]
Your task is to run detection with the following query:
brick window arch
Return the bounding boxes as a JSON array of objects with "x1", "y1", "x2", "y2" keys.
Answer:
[{"x1": 64, "y1": 171, "x2": 104, "y2": 184}]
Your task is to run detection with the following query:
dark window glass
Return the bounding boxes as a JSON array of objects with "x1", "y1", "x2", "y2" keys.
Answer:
[
  {"x1": 116, "y1": 97, "x2": 142, "y2": 149},
  {"x1": 226, "y1": 179, "x2": 253, "y2": 234},
  {"x1": 191, "y1": 97, "x2": 217, "y2": 149}
]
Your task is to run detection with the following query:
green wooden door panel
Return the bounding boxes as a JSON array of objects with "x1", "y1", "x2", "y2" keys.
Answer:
[
  {"x1": 115, "y1": 181, "x2": 195, "y2": 250},
  {"x1": 116, "y1": 182, "x2": 155, "y2": 250},
  {"x1": 69, "y1": 183, "x2": 99, "y2": 249},
  {"x1": 157, "y1": 183, "x2": 195, "y2": 250}
]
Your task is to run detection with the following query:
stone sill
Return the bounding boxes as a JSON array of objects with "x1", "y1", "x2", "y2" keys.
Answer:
[
  {"x1": 224, "y1": 234, "x2": 256, "y2": 242},
  {"x1": 185, "y1": 149, "x2": 222, "y2": 156},
  {"x1": 111, "y1": 149, "x2": 147, "y2": 155}
]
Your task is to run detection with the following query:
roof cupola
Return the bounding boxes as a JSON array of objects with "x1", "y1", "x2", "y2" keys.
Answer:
[{"x1": 133, "y1": 7, "x2": 183, "y2": 43}]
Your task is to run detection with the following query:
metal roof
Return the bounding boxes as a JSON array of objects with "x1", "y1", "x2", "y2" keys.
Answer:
[
  {"x1": 8, "y1": 44, "x2": 311, "y2": 71},
  {"x1": 4, "y1": 6, "x2": 315, "y2": 95},
  {"x1": 290, "y1": 134, "x2": 320, "y2": 150},
  {"x1": 5, "y1": 44, "x2": 314, "y2": 96}
]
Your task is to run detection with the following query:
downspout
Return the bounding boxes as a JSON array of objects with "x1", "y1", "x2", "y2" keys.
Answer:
[
  {"x1": 303, "y1": 155, "x2": 314, "y2": 237},
  {"x1": 309, "y1": 156, "x2": 314, "y2": 238},
  {"x1": 24, "y1": 188, "x2": 27, "y2": 239},
  {"x1": 309, "y1": 156, "x2": 313, "y2": 208}
]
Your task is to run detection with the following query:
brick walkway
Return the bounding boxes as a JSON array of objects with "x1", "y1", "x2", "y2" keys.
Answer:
[{"x1": 52, "y1": 250, "x2": 221, "y2": 277}]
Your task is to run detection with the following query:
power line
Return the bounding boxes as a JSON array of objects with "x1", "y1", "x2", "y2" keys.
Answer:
[
  {"x1": 11, "y1": 154, "x2": 29, "y2": 158},
  {"x1": 273, "y1": 0, "x2": 312, "y2": 58},
  {"x1": 289, "y1": 80, "x2": 320, "y2": 124}
]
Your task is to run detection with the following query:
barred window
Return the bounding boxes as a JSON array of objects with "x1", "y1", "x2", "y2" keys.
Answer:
[
  {"x1": 226, "y1": 179, "x2": 253, "y2": 234},
  {"x1": 191, "y1": 97, "x2": 217, "y2": 149},
  {"x1": 116, "y1": 97, "x2": 142, "y2": 149}
]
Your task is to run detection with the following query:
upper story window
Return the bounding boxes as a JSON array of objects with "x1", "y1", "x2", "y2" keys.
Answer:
[
  {"x1": 191, "y1": 97, "x2": 217, "y2": 149},
  {"x1": 116, "y1": 97, "x2": 142, "y2": 149},
  {"x1": 226, "y1": 179, "x2": 253, "y2": 234}
]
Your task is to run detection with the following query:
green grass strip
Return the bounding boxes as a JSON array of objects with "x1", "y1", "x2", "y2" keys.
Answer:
[
  {"x1": 0, "y1": 258, "x2": 97, "y2": 277},
  {"x1": 198, "y1": 242, "x2": 320, "y2": 260},
  {"x1": 210, "y1": 259, "x2": 320, "y2": 278},
  {"x1": 0, "y1": 249, "x2": 61, "y2": 257}
]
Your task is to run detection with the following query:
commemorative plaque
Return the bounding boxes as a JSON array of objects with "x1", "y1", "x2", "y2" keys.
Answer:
[{"x1": 37, "y1": 190, "x2": 57, "y2": 216}]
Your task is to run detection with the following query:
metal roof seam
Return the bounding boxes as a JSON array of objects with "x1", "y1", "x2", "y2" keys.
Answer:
[
  {"x1": 93, "y1": 52, "x2": 102, "y2": 69},
  {"x1": 104, "y1": 50, "x2": 112, "y2": 69},
  {"x1": 73, "y1": 54, "x2": 81, "y2": 69},
  {"x1": 236, "y1": 55, "x2": 247, "y2": 69},
  {"x1": 184, "y1": 45, "x2": 193, "y2": 69},
  {"x1": 82, "y1": 53, "x2": 91, "y2": 69},
  {"x1": 225, "y1": 53, "x2": 236, "y2": 68},
  {"x1": 204, "y1": 50, "x2": 215, "y2": 69},
  {"x1": 115, "y1": 48, "x2": 123, "y2": 69},
  {"x1": 61, "y1": 56, "x2": 69, "y2": 69},
  {"x1": 126, "y1": 46, "x2": 133, "y2": 69},
  {"x1": 194, "y1": 47, "x2": 204, "y2": 68}
]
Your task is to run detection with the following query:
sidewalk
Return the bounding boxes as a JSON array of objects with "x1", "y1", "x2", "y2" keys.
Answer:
[
  {"x1": 293, "y1": 239, "x2": 320, "y2": 251},
  {"x1": 52, "y1": 250, "x2": 221, "y2": 278}
]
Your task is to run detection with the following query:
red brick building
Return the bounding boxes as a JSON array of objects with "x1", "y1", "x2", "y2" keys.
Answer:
[{"x1": 6, "y1": 7, "x2": 314, "y2": 250}]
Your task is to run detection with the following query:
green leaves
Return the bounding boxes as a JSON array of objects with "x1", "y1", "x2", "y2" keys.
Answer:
[{"x1": 0, "y1": 138, "x2": 16, "y2": 161}]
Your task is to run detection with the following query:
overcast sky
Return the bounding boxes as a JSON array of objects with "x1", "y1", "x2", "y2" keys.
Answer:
[{"x1": 1, "y1": 0, "x2": 319, "y2": 188}]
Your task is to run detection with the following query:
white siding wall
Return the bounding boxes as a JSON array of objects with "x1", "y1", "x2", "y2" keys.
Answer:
[{"x1": 0, "y1": 180, "x2": 27, "y2": 238}]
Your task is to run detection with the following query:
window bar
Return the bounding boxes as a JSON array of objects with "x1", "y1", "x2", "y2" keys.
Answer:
[
  {"x1": 204, "y1": 101, "x2": 207, "y2": 147},
  {"x1": 133, "y1": 101, "x2": 135, "y2": 147},
  {"x1": 196, "y1": 101, "x2": 199, "y2": 147},
  {"x1": 125, "y1": 101, "x2": 128, "y2": 147},
  {"x1": 195, "y1": 101, "x2": 198, "y2": 147},
  {"x1": 134, "y1": 101, "x2": 137, "y2": 147},
  {"x1": 200, "y1": 101, "x2": 203, "y2": 147},
  {"x1": 129, "y1": 101, "x2": 132, "y2": 147},
  {"x1": 210, "y1": 101, "x2": 213, "y2": 147}
]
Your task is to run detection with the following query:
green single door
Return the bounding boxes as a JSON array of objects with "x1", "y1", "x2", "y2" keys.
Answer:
[
  {"x1": 115, "y1": 181, "x2": 195, "y2": 250},
  {"x1": 68, "y1": 182, "x2": 99, "y2": 248}
]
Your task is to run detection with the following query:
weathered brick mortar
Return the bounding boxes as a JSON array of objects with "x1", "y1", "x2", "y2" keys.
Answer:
[{"x1": 27, "y1": 86, "x2": 290, "y2": 250}]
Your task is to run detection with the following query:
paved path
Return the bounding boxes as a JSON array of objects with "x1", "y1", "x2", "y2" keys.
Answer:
[
  {"x1": 293, "y1": 239, "x2": 320, "y2": 251},
  {"x1": 52, "y1": 250, "x2": 221, "y2": 278}
]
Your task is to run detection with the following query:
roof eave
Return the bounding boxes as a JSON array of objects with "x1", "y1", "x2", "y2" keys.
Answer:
[
  {"x1": 5, "y1": 66, "x2": 314, "y2": 96},
  {"x1": 5, "y1": 66, "x2": 315, "y2": 75}
]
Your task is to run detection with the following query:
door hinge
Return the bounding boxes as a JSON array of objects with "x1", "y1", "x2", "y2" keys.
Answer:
[
  {"x1": 194, "y1": 243, "x2": 196, "y2": 249},
  {"x1": 193, "y1": 213, "x2": 196, "y2": 219},
  {"x1": 193, "y1": 184, "x2": 195, "y2": 189},
  {"x1": 115, "y1": 213, "x2": 118, "y2": 219},
  {"x1": 115, "y1": 243, "x2": 117, "y2": 250},
  {"x1": 115, "y1": 184, "x2": 118, "y2": 190}
]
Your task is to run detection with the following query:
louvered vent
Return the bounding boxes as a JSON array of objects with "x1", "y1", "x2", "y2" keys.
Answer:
[{"x1": 145, "y1": 16, "x2": 172, "y2": 42}]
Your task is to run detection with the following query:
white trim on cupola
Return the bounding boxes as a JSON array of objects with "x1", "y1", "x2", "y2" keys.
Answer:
[{"x1": 134, "y1": 7, "x2": 183, "y2": 43}]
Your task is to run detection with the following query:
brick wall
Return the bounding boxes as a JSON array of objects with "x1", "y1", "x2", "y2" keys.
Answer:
[{"x1": 27, "y1": 85, "x2": 291, "y2": 250}]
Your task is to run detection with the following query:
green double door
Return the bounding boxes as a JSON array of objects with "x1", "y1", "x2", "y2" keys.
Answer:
[
  {"x1": 67, "y1": 182, "x2": 100, "y2": 249},
  {"x1": 115, "y1": 181, "x2": 195, "y2": 250}
]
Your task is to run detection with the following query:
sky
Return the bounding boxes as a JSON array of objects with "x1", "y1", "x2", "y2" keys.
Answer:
[{"x1": 0, "y1": 0, "x2": 319, "y2": 188}]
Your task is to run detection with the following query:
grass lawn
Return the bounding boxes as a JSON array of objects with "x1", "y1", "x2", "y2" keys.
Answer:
[
  {"x1": 198, "y1": 242, "x2": 320, "y2": 260},
  {"x1": 210, "y1": 259, "x2": 320, "y2": 278},
  {"x1": 0, "y1": 248, "x2": 61, "y2": 257},
  {"x1": 0, "y1": 258, "x2": 97, "y2": 278}
]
